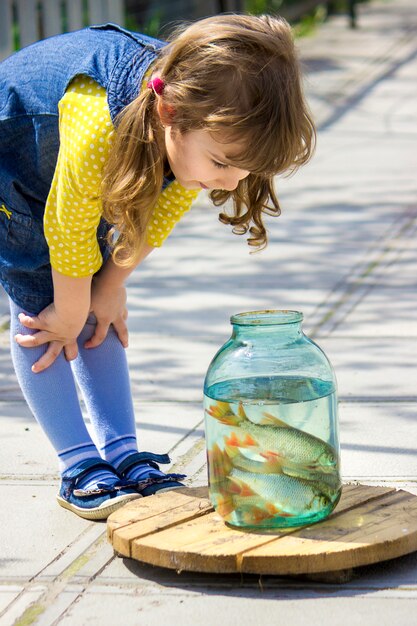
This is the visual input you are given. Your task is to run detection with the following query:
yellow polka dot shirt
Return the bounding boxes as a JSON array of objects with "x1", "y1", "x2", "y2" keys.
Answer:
[{"x1": 44, "y1": 75, "x2": 199, "y2": 277}]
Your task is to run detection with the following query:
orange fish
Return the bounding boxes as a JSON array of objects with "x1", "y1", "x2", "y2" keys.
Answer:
[
  {"x1": 205, "y1": 400, "x2": 246, "y2": 426},
  {"x1": 207, "y1": 443, "x2": 232, "y2": 486},
  {"x1": 240, "y1": 504, "x2": 278, "y2": 525},
  {"x1": 215, "y1": 492, "x2": 283, "y2": 524}
]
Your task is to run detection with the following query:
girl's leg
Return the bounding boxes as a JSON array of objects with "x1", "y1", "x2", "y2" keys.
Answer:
[
  {"x1": 70, "y1": 315, "x2": 138, "y2": 466},
  {"x1": 9, "y1": 299, "x2": 122, "y2": 490},
  {"x1": 71, "y1": 317, "x2": 181, "y2": 491}
]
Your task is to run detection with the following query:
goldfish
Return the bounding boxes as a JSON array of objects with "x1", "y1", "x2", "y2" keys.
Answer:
[
  {"x1": 240, "y1": 508, "x2": 274, "y2": 525},
  {"x1": 207, "y1": 442, "x2": 232, "y2": 486},
  {"x1": 206, "y1": 401, "x2": 337, "y2": 472},
  {"x1": 217, "y1": 497, "x2": 279, "y2": 525},
  {"x1": 215, "y1": 486, "x2": 287, "y2": 524},
  {"x1": 205, "y1": 400, "x2": 246, "y2": 426}
]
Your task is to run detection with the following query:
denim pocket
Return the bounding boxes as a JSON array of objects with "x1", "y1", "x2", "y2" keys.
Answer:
[
  {"x1": 0, "y1": 197, "x2": 49, "y2": 271},
  {"x1": 3, "y1": 203, "x2": 33, "y2": 248}
]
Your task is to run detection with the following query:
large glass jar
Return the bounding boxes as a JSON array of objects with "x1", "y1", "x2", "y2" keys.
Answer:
[{"x1": 204, "y1": 310, "x2": 341, "y2": 529}]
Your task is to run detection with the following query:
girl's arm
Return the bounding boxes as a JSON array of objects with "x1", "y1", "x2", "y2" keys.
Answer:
[
  {"x1": 15, "y1": 244, "x2": 154, "y2": 372},
  {"x1": 87, "y1": 242, "x2": 155, "y2": 349},
  {"x1": 15, "y1": 269, "x2": 92, "y2": 372}
]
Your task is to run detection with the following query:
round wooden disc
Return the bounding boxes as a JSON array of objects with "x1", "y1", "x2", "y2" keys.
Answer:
[{"x1": 107, "y1": 484, "x2": 417, "y2": 578}]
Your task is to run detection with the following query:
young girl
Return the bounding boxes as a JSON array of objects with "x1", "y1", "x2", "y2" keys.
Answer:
[{"x1": 0, "y1": 14, "x2": 315, "y2": 520}]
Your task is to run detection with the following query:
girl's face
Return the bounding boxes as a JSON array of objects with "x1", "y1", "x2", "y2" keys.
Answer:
[{"x1": 163, "y1": 126, "x2": 250, "y2": 191}]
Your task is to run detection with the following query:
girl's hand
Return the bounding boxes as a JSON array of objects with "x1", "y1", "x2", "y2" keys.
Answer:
[
  {"x1": 14, "y1": 303, "x2": 86, "y2": 372},
  {"x1": 85, "y1": 281, "x2": 129, "y2": 349},
  {"x1": 85, "y1": 247, "x2": 154, "y2": 349}
]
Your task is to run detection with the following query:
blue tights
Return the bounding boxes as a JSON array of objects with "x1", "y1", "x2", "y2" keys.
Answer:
[{"x1": 9, "y1": 299, "x2": 166, "y2": 490}]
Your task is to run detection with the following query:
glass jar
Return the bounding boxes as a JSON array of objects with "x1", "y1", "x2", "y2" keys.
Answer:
[{"x1": 204, "y1": 310, "x2": 341, "y2": 529}]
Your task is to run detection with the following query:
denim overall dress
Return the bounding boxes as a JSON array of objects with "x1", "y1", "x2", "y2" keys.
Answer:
[{"x1": 0, "y1": 24, "x2": 165, "y2": 313}]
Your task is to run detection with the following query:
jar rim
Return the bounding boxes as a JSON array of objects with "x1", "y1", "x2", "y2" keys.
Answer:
[{"x1": 230, "y1": 310, "x2": 303, "y2": 326}]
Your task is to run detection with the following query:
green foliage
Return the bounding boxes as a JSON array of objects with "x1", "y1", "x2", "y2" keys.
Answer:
[
  {"x1": 12, "y1": 22, "x2": 19, "y2": 51},
  {"x1": 125, "y1": 12, "x2": 163, "y2": 39},
  {"x1": 292, "y1": 4, "x2": 327, "y2": 37},
  {"x1": 245, "y1": 0, "x2": 284, "y2": 13},
  {"x1": 244, "y1": 0, "x2": 330, "y2": 38}
]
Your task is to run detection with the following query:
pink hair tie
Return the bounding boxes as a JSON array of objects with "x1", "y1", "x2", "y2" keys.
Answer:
[{"x1": 147, "y1": 76, "x2": 165, "y2": 96}]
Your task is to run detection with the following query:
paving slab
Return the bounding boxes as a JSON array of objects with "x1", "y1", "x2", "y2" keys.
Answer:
[
  {"x1": 331, "y1": 288, "x2": 417, "y2": 337},
  {"x1": 53, "y1": 589, "x2": 417, "y2": 626},
  {"x1": 317, "y1": 336, "x2": 417, "y2": 400},
  {"x1": 26, "y1": 587, "x2": 83, "y2": 626},
  {"x1": 0, "y1": 403, "x2": 58, "y2": 478},
  {"x1": 128, "y1": 333, "x2": 417, "y2": 403},
  {"x1": 0, "y1": 587, "x2": 47, "y2": 626},
  {"x1": 339, "y1": 402, "x2": 417, "y2": 477},
  {"x1": 0, "y1": 483, "x2": 97, "y2": 580},
  {"x1": 0, "y1": 401, "x2": 203, "y2": 478},
  {"x1": 0, "y1": 587, "x2": 24, "y2": 614}
]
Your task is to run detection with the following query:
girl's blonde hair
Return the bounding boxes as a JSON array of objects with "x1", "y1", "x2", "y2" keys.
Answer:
[{"x1": 102, "y1": 14, "x2": 315, "y2": 266}]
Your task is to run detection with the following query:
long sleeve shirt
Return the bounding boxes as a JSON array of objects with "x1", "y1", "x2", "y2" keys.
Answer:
[{"x1": 44, "y1": 75, "x2": 199, "y2": 277}]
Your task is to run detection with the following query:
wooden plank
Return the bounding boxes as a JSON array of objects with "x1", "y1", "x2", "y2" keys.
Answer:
[
  {"x1": 109, "y1": 484, "x2": 390, "y2": 539},
  {"x1": 305, "y1": 569, "x2": 355, "y2": 584},
  {"x1": 110, "y1": 484, "x2": 410, "y2": 577},
  {"x1": 66, "y1": 0, "x2": 83, "y2": 32},
  {"x1": 42, "y1": 0, "x2": 63, "y2": 38},
  {"x1": 112, "y1": 492, "x2": 214, "y2": 557},
  {"x1": 105, "y1": 0, "x2": 124, "y2": 26},
  {"x1": 88, "y1": 0, "x2": 125, "y2": 26},
  {"x1": 107, "y1": 487, "x2": 210, "y2": 542},
  {"x1": 240, "y1": 489, "x2": 417, "y2": 574},
  {"x1": 128, "y1": 485, "x2": 395, "y2": 573},
  {"x1": 88, "y1": 0, "x2": 106, "y2": 25},
  {"x1": 131, "y1": 511, "x2": 264, "y2": 573},
  {"x1": 17, "y1": 0, "x2": 38, "y2": 47},
  {"x1": 331, "y1": 483, "x2": 395, "y2": 510},
  {"x1": 0, "y1": 0, "x2": 13, "y2": 60}
]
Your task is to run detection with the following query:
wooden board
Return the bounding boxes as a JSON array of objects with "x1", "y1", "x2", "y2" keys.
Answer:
[{"x1": 107, "y1": 484, "x2": 417, "y2": 582}]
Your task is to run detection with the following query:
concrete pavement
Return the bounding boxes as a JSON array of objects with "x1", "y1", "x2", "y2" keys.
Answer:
[{"x1": 0, "y1": 0, "x2": 416, "y2": 623}]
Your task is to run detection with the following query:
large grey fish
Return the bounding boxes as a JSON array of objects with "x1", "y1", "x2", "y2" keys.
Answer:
[
  {"x1": 222, "y1": 442, "x2": 341, "y2": 499},
  {"x1": 225, "y1": 468, "x2": 331, "y2": 516},
  {"x1": 206, "y1": 400, "x2": 338, "y2": 471}
]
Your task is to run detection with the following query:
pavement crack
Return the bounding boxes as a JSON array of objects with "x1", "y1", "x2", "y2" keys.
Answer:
[
  {"x1": 308, "y1": 205, "x2": 417, "y2": 337},
  {"x1": 9, "y1": 531, "x2": 110, "y2": 626},
  {"x1": 316, "y1": 28, "x2": 417, "y2": 130},
  {"x1": 169, "y1": 435, "x2": 206, "y2": 474}
]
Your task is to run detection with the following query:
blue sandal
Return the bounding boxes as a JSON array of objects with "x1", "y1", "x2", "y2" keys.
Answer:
[
  {"x1": 56, "y1": 459, "x2": 142, "y2": 520},
  {"x1": 115, "y1": 452, "x2": 187, "y2": 497}
]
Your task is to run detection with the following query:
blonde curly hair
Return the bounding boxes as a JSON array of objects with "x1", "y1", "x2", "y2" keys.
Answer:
[{"x1": 102, "y1": 14, "x2": 315, "y2": 265}]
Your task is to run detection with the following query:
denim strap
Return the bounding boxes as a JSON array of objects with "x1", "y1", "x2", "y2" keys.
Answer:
[{"x1": 116, "y1": 451, "x2": 171, "y2": 475}]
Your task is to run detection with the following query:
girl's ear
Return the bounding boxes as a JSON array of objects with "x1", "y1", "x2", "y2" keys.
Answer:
[{"x1": 156, "y1": 98, "x2": 176, "y2": 127}]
